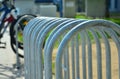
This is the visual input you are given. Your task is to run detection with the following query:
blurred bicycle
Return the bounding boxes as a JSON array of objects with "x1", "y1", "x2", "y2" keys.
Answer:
[{"x1": 0, "y1": 0, "x2": 36, "y2": 57}]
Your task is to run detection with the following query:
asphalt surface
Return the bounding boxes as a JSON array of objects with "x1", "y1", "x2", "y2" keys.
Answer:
[{"x1": 0, "y1": 30, "x2": 24, "y2": 79}]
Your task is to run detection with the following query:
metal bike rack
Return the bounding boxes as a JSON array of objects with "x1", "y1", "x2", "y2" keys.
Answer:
[
  {"x1": 23, "y1": 17, "x2": 53, "y2": 79},
  {"x1": 23, "y1": 17, "x2": 120, "y2": 79},
  {"x1": 24, "y1": 17, "x2": 65, "y2": 79},
  {"x1": 44, "y1": 19, "x2": 87, "y2": 79},
  {"x1": 23, "y1": 17, "x2": 44, "y2": 79},
  {"x1": 14, "y1": 15, "x2": 36, "y2": 76},
  {"x1": 33, "y1": 18, "x2": 71, "y2": 79},
  {"x1": 56, "y1": 20, "x2": 120, "y2": 79},
  {"x1": 26, "y1": 17, "x2": 62, "y2": 79}
]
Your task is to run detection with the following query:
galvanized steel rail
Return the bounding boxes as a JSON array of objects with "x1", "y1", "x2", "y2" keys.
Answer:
[{"x1": 23, "y1": 17, "x2": 120, "y2": 79}]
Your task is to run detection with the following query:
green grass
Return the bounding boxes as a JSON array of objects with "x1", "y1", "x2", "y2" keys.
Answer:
[
  {"x1": 76, "y1": 15, "x2": 92, "y2": 19},
  {"x1": 76, "y1": 14, "x2": 120, "y2": 38},
  {"x1": 75, "y1": 14, "x2": 120, "y2": 25},
  {"x1": 105, "y1": 18, "x2": 120, "y2": 25}
]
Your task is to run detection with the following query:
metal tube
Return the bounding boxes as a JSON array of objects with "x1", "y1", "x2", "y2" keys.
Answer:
[
  {"x1": 81, "y1": 31, "x2": 87, "y2": 79},
  {"x1": 75, "y1": 34, "x2": 80, "y2": 79},
  {"x1": 85, "y1": 30, "x2": 92, "y2": 79},
  {"x1": 98, "y1": 28, "x2": 111, "y2": 79}
]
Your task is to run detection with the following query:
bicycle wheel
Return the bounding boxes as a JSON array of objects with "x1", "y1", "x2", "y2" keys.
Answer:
[{"x1": 10, "y1": 14, "x2": 36, "y2": 58}]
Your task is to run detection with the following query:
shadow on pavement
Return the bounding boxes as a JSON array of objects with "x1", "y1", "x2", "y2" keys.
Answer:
[{"x1": 0, "y1": 64, "x2": 24, "y2": 79}]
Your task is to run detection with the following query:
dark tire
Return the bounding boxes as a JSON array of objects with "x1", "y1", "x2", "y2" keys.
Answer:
[{"x1": 10, "y1": 14, "x2": 36, "y2": 58}]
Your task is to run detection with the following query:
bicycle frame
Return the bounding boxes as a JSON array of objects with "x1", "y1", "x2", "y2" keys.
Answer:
[{"x1": 0, "y1": 0, "x2": 17, "y2": 38}]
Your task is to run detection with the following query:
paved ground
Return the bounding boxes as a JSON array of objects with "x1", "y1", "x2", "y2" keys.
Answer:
[{"x1": 0, "y1": 30, "x2": 24, "y2": 79}]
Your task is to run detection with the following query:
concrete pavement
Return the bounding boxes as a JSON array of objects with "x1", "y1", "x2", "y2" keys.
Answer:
[{"x1": 0, "y1": 30, "x2": 24, "y2": 79}]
